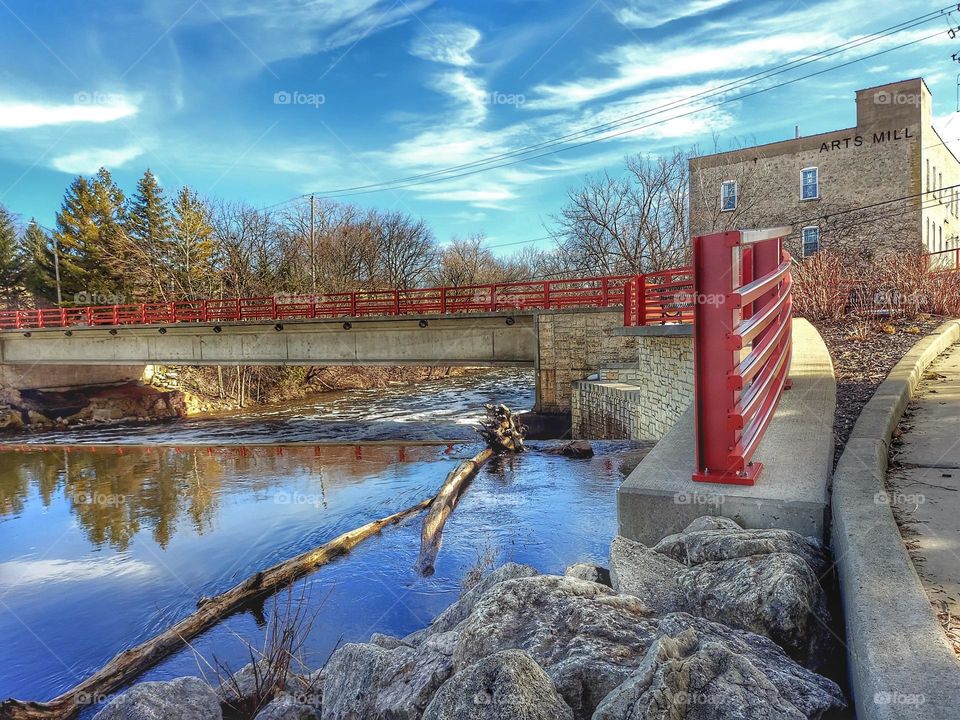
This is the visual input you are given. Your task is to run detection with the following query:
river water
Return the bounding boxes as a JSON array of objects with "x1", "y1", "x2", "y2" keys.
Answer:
[{"x1": 0, "y1": 369, "x2": 647, "y2": 712}]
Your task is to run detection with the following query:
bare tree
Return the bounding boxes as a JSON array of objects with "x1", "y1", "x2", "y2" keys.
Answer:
[{"x1": 551, "y1": 150, "x2": 690, "y2": 275}]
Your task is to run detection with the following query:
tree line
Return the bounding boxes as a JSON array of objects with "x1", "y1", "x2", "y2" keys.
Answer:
[{"x1": 0, "y1": 154, "x2": 693, "y2": 310}]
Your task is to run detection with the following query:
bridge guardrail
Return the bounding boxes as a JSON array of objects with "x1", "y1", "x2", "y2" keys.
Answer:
[
  {"x1": 0, "y1": 275, "x2": 642, "y2": 331},
  {"x1": 927, "y1": 247, "x2": 960, "y2": 272},
  {"x1": 622, "y1": 267, "x2": 695, "y2": 326},
  {"x1": 692, "y1": 227, "x2": 793, "y2": 486}
]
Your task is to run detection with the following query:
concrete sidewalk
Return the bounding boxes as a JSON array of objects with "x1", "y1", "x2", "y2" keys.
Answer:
[{"x1": 888, "y1": 340, "x2": 960, "y2": 643}]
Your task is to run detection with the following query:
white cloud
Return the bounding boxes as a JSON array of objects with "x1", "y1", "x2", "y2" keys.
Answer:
[
  {"x1": 528, "y1": 31, "x2": 838, "y2": 110},
  {"x1": 0, "y1": 97, "x2": 138, "y2": 129},
  {"x1": 175, "y1": 0, "x2": 437, "y2": 64},
  {"x1": 410, "y1": 22, "x2": 482, "y2": 66},
  {"x1": 615, "y1": 0, "x2": 737, "y2": 28},
  {"x1": 51, "y1": 145, "x2": 144, "y2": 174}
]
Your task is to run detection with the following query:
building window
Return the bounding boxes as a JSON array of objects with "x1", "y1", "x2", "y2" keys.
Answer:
[
  {"x1": 802, "y1": 226, "x2": 820, "y2": 256},
  {"x1": 801, "y1": 167, "x2": 819, "y2": 200},
  {"x1": 721, "y1": 180, "x2": 736, "y2": 211},
  {"x1": 939, "y1": 224, "x2": 943, "y2": 251}
]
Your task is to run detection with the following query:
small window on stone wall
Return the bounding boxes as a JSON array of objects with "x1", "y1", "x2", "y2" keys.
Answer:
[
  {"x1": 721, "y1": 180, "x2": 736, "y2": 211},
  {"x1": 802, "y1": 226, "x2": 820, "y2": 256},
  {"x1": 801, "y1": 167, "x2": 819, "y2": 200}
]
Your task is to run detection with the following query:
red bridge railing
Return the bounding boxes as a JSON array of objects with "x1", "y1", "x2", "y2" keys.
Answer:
[
  {"x1": 622, "y1": 266, "x2": 695, "y2": 326},
  {"x1": 692, "y1": 227, "x2": 793, "y2": 486},
  {"x1": 0, "y1": 274, "x2": 659, "y2": 331}
]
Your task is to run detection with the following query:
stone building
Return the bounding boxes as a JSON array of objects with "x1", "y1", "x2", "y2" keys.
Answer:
[{"x1": 689, "y1": 78, "x2": 960, "y2": 262}]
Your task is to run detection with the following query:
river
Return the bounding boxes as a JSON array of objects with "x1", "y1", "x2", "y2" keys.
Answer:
[{"x1": 0, "y1": 369, "x2": 648, "y2": 713}]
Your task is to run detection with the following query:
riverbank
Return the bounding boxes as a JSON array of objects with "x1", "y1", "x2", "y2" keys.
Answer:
[
  {"x1": 0, "y1": 365, "x2": 480, "y2": 432},
  {"x1": 84, "y1": 516, "x2": 847, "y2": 720}
]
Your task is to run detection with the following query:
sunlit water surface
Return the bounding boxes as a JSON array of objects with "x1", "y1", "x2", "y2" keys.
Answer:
[{"x1": 0, "y1": 369, "x2": 646, "y2": 715}]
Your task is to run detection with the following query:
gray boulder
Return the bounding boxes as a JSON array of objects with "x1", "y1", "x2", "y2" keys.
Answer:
[
  {"x1": 608, "y1": 536, "x2": 685, "y2": 614},
  {"x1": 594, "y1": 626, "x2": 845, "y2": 720},
  {"x1": 321, "y1": 630, "x2": 457, "y2": 720},
  {"x1": 563, "y1": 562, "x2": 611, "y2": 586},
  {"x1": 93, "y1": 677, "x2": 221, "y2": 720},
  {"x1": 655, "y1": 614, "x2": 846, "y2": 717},
  {"x1": 422, "y1": 649, "x2": 573, "y2": 720},
  {"x1": 370, "y1": 633, "x2": 412, "y2": 650},
  {"x1": 451, "y1": 575, "x2": 658, "y2": 719},
  {"x1": 677, "y1": 553, "x2": 832, "y2": 666},
  {"x1": 655, "y1": 526, "x2": 830, "y2": 576},
  {"x1": 254, "y1": 695, "x2": 319, "y2": 720},
  {"x1": 681, "y1": 516, "x2": 743, "y2": 533},
  {"x1": 406, "y1": 562, "x2": 538, "y2": 643}
]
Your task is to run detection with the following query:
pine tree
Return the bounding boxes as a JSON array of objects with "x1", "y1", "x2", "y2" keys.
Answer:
[
  {"x1": 0, "y1": 204, "x2": 23, "y2": 305},
  {"x1": 126, "y1": 169, "x2": 172, "y2": 300},
  {"x1": 52, "y1": 169, "x2": 127, "y2": 302},
  {"x1": 170, "y1": 186, "x2": 215, "y2": 298},
  {"x1": 22, "y1": 220, "x2": 59, "y2": 303}
]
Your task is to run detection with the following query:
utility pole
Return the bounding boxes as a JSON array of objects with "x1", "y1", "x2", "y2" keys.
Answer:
[
  {"x1": 309, "y1": 194, "x2": 317, "y2": 294},
  {"x1": 52, "y1": 235, "x2": 62, "y2": 306}
]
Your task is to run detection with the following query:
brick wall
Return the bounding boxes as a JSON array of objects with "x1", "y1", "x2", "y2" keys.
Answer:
[{"x1": 571, "y1": 334, "x2": 693, "y2": 440}]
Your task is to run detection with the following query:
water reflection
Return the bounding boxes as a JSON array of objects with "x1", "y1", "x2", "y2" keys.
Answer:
[{"x1": 0, "y1": 445, "x2": 453, "y2": 550}]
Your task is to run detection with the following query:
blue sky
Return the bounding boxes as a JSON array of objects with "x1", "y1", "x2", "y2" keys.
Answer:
[{"x1": 0, "y1": 0, "x2": 955, "y2": 253}]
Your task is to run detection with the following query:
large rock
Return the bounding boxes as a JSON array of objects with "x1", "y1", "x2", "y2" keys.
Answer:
[
  {"x1": 451, "y1": 575, "x2": 658, "y2": 719},
  {"x1": 93, "y1": 677, "x2": 221, "y2": 720},
  {"x1": 654, "y1": 525, "x2": 830, "y2": 577},
  {"x1": 654, "y1": 614, "x2": 846, "y2": 717},
  {"x1": 406, "y1": 562, "x2": 538, "y2": 643},
  {"x1": 677, "y1": 553, "x2": 832, "y2": 667},
  {"x1": 594, "y1": 625, "x2": 845, "y2": 720},
  {"x1": 321, "y1": 630, "x2": 457, "y2": 720},
  {"x1": 608, "y1": 536, "x2": 685, "y2": 614},
  {"x1": 422, "y1": 649, "x2": 573, "y2": 720},
  {"x1": 563, "y1": 563, "x2": 611, "y2": 586},
  {"x1": 254, "y1": 696, "x2": 319, "y2": 720}
]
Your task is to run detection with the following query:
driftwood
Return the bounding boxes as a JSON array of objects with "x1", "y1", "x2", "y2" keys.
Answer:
[
  {"x1": 0, "y1": 499, "x2": 432, "y2": 720},
  {"x1": 415, "y1": 404, "x2": 526, "y2": 576}
]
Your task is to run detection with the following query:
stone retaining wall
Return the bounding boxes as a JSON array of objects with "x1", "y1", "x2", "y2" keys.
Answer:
[{"x1": 571, "y1": 334, "x2": 693, "y2": 440}]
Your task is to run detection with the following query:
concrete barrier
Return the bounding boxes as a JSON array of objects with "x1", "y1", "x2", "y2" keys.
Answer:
[
  {"x1": 832, "y1": 319, "x2": 960, "y2": 719},
  {"x1": 617, "y1": 318, "x2": 835, "y2": 543}
]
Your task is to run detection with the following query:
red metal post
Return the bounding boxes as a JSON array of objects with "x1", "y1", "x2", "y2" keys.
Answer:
[
  {"x1": 393, "y1": 290, "x2": 400, "y2": 316},
  {"x1": 692, "y1": 230, "x2": 760, "y2": 485},
  {"x1": 544, "y1": 282, "x2": 551, "y2": 310},
  {"x1": 636, "y1": 275, "x2": 647, "y2": 326},
  {"x1": 623, "y1": 278, "x2": 634, "y2": 326}
]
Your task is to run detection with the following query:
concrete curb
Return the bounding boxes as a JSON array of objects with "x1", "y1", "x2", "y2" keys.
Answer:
[{"x1": 832, "y1": 318, "x2": 960, "y2": 719}]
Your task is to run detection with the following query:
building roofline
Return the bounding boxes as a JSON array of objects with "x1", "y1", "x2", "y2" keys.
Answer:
[
  {"x1": 689, "y1": 126, "x2": 856, "y2": 163},
  {"x1": 854, "y1": 76, "x2": 929, "y2": 96},
  {"x1": 930, "y1": 124, "x2": 960, "y2": 166}
]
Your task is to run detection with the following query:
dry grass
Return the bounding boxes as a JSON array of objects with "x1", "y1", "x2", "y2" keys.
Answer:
[
  {"x1": 793, "y1": 251, "x2": 960, "y2": 322},
  {"x1": 198, "y1": 588, "x2": 325, "y2": 720},
  {"x1": 460, "y1": 545, "x2": 498, "y2": 597}
]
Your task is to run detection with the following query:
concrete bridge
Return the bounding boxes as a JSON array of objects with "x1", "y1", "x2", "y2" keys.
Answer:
[{"x1": 0, "y1": 271, "x2": 700, "y2": 414}]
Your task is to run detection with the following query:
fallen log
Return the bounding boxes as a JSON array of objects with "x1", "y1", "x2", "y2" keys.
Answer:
[
  {"x1": 415, "y1": 404, "x2": 526, "y2": 576},
  {"x1": 0, "y1": 498, "x2": 432, "y2": 720}
]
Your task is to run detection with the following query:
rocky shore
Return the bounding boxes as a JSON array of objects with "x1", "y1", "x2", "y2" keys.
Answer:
[{"x1": 89, "y1": 516, "x2": 846, "y2": 720}]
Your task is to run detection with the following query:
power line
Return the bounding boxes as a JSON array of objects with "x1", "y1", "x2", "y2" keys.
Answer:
[{"x1": 301, "y1": 8, "x2": 954, "y2": 198}]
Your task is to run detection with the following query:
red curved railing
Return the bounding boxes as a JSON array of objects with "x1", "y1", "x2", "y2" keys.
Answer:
[
  {"x1": 927, "y1": 247, "x2": 960, "y2": 272},
  {"x1": 0, "y1": 273, "x2": 696, "y2": 331},
  {"x1": 692, "y1": 227, "x2": 794, "y2": 486}
]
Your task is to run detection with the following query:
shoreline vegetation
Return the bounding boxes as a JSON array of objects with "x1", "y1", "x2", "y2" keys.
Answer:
[{"x1": 0, "y1": 365, "x2": 477, "y2": 432}]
